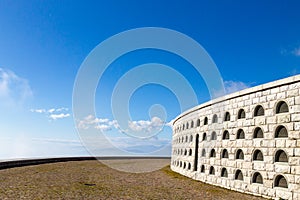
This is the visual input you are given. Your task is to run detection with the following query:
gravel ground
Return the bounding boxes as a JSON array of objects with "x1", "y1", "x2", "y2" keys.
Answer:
[{"x1": 0, "y1": 159, "x2": 266, "y2": 200}]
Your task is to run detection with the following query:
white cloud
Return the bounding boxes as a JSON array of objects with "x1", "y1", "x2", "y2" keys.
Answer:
[
  {"x1": 292, "y1": 47, "x2": 300, "y2": 57},
  {"x1": 0, "y1": 68, "x2": 33, "y2": 107},
  {"x1": 47, "y1": 107, "x2": 68, "y2": 113},
  {"x1": 224, "y1": 80, "x2": 250, "y2": 94},
  {"x1": 95, "y1": 124, "x2": 111, "y2": 131},
  {"x1": 48, "y1": 108, "x2": 56, "y2": 113},
  {"x1": 109, "y1": 120, "x2": 120, "y2": 129},
  {"x1": 31, "y1": 107, "x2": 70, "y2": 120},
  {"x1": 77, "y1": 115, "x2": 115, "y2": 131},
  {"x1": 128, "y1": 117, "x2": 164, "y2": 133},
  {"x1": 281, "y1": 45, "x2": 300, "y2": 57},
  {"x1": 30, "y1": 108, "x2": 46, "y2": 113},
  {"x1": 49, "y1": 113, "x2": 70, "y2": 120}
]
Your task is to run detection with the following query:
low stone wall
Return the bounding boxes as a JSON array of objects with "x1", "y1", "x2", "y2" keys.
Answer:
[
  {"x1": 0, "y1": 157, "x2": 97, "y2": 170},
  {"x1": 171, "y1": 74, "x2": 300, "y2": 200},
  {"x1": 0, "y1": 156, "x2": 170, "y2": 170}
]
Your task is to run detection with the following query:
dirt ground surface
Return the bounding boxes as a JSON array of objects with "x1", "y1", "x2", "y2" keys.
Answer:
[{"x1": 0, "y1": 159, "x2": 266, "y2": 200}]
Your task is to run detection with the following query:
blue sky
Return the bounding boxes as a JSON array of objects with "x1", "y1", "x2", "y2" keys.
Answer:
[{"x1": 0, "y1": 1, "x2": 300, "y2": 159}]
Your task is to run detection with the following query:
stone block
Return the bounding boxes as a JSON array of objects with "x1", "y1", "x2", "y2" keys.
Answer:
[
  {"x1": 295, "y1": 96, "x2": 300, "y2": 105},
  {"x1": 253, "y1": 139, "x2": 263, "y2": 147},
  {"x1": 236, "y1": 140, "x2": 244, "y2": 147},
  {"x1": 229, "y1": 180, "x2": 235, "y2": 188},
  {"x1": 244, "y1": 99, "x2": 251, "y2": 106},
  {"x1": 285, "y1": 97, "x2": 295, "y2": 106},
  {"x1": 252, "y1": 97, "x2": 259, "y2": 104},
  {"x1": 290, "y1": 105, "x2": 300, "y2": 113},
  {"x1": 294, "y1": 148, "x2": 300, "y2": 156},
  {"x1": 291, "y1": 113, "x2": 300, "y2": 122},
  {"x1": 255, "y1": 117, "x2": 266, "y2": 125},
  {"x1": 228, "y1": 121, "x2": 237, "y2": 129},
  {"x1": 291, "y1": 166, "x2": 300, "y2": 175},
  {"x1": 268, "y1": 124, "x2": 277, "y2": 132},
  {"x1": 277, "y1": 92, "x2": 286, "y2": 99},
  {"x1": 274, "y1": 163, "x2": 290, "y2": 173},
  {"x1": 287, "y1": 89, "x2": 299, "y2": 97},
  {"x1": 280, "y1": 85, "x2": 289, "y2": 92},
  {"x1": 244, "y1": 148, "x2": 252, "y2": 154},
  {"x1": 275, "y1": 139, "x2": 286, "y2": 148},
  {"x1": 297, "y1": 140, "x2": 300, "y2": 147},
  {"x1": 244, "y1": 119, "x2": 254, "y2": 127},
  {"x1": 221, "y1": 159, "x2": 228, "y2": 166},
  {"x1": 295, "y1": 175, "x2": 300, "y2": 184},
  {"x1": 243, "y1": 161, "x2": 252, "y2": 169},
  {"x1": 276, "y1": 114, "x2": 291, "y2": 123},
  {"x1": 243, "y1": 106, "x2": 250, "y2": 113},
  {"x1": 250, "y1": 93, "x2": 256, "y2": 99},
  {"x1": 294, "y1": 122, "x2": 300, "y2": 131},
  {"x1": 286, "y1": 148, "x2": 294, "y2": 157},
  {"x1": 214, "y1": 160, "x2": 221, "y2": 166},
  {"x1": 253, "y1": 162, "x2": 265, "y2": 171},
  {"x1": 258, "y1": 186, "x2": 268, "y2": 197},
  {"x1": 266, "y1": 164, "x2": 275, "y2": 172},
  {"x1": 242, "y1": 95, "x2": 249, "y2": 100},
  {"x1": 227, "y1": 160, "x2": 236, "y2": 168},
  {"x1": 285, "y1": 123, "x2": 294, "y2": 131},
  {"x1": 211, "y1": 176, "x2": 217, "y2": 184},
  {"x1": 275, "y1": 189, "x2": 292, "y2": 200},
  {"x1": 220, "y1": 178, "x2": 226, "y2": 186},
  {"x1": 293, "y1": 192, "x2": 300, "y2": 200},
  {"x1": 267, "y1": 94, "x2": 276, "y2": 101},
  {"x1": 259, "y1": 96, "x2": 267, "y2": 103},
  {"x1": 249, "y1": 184, "x2": 259, "y2": 194},
  {"x1": 234, "y1": 181, "x2": 242, "y2": 190},
  {"x1": 236, "y1": 161, "x2": 243, "y2": 169},
  {"x1": 261, "y1": 125, "x2": 269, "y2": 132},
  {"x1": 243, "y1": 140, "x2": 253, "y2": 147},
  {"x1": 289, "y1": 131, "x2": 300, "y2": 140},
  {"x1": 206, "y1": 176, "x2": 212, "y2": 183},
  {"x1": 290, "y1": 82, "x2": 300, "y2": 89},
  {"x1": 266, "y1": 188, "x2": 276, "y2": 198},
  {"x1": 237, "y1": 119, "x2": 244, "y2": 127},
  {"x1": 262, "y1": 90, "x2": 271, "y2": 96},
  {"x1": 266, "y1": 116, "x2": 276, "y2": 124},
  {"x1": 264, "y1": 132, "x2": 274, "y2": 140},
  {"x1": 265, "y1": 108, "x2": 274, "y2": 117},
  {"x1": 216, "y1": 177, "x2": 222, "y2": 185},
  {"x1": 285, "y1": 140, "x2": 297, "y2": 148},
  {"x1": 263, "y1": 155, "x2": 273, "y2": 163},
  {"x1": 284, "y1": 173, "x2": 295, "y2": 184},
  {"x1": 262, "y1": 140, "x2": 275, "y2": 148},
  {"x1": 237, "y1": 101, "x2": 244, "y2": 107},
  {"x1": 267, "y1": 171, "x2": 277, "y2": 180},
  {"x1": 256, "y1": 91, "x2": 263, "y2": 97},
  {"x1": 271, "y1": 87, "x2": 280, "y2": 94}
]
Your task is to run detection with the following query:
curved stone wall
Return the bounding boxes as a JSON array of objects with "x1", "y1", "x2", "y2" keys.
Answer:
[{"x1": 171, "y1": 75, "x2": 300, "y2": 200}]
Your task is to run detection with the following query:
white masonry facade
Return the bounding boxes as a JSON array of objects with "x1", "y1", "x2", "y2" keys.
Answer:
[{"x1": 171, "y1": 74, "x2": 300, "y2": 200}]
